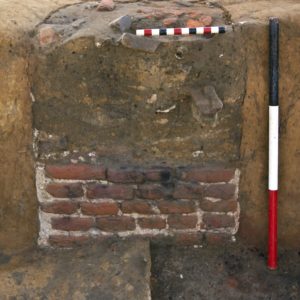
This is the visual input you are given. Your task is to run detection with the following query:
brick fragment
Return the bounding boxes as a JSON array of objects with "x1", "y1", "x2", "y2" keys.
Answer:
[
  {"x1": 41, "y1": 201, "x2": 78, "y2": 214},
  {"x1": 180, "y1": 167, "x2": 235, "y2": 183},
  {"x1": 200, "y1": 199, "x2": 238, "y2": 213},
  {"x1": 45, "y1": 164, "x2": 106, "y2": 180},
  {"x1": 158, "y1": 200, "x2": 195, "y2": 214},
  {"x1": 39, "y1": 25, "x2": 58, "y2": 47},
  {"x1": 202, "y1": 213, "x2": 235, "y2": 229},
  {"x1": 204, "y1": 184, "x2": 236, "y2": 200},
  {"x1": 168, "y1": 215, "x2": 198, "y2": 229},
  {"x1": 173, "y1": 183, "x2": 203, "y2": 199},
  {"x1": 107, "y1": 167, "x2": 144, "y2": 183},
  {"x1": 52, "y1": 217, "x2": 94, "y2": 231},
  {"x1": 96, "y1": 216, "x2": 135, "y2": 232},
  {"x1": 86, "y1": 184, "x2": 134, "y2": 200},
  {"x1": 137, "y1": 184, "x2": 166, "y2": 200},
  {"x1": 138, "y1": 217, "x2": 166, "y2": 230},
  {"x1": 81, "y1": 202, "x2": 119, "y2": 216},
  {"x1": 144, "y1": 167, "x2": 173, "y2": 182},
  {"x1": 49, "y1": 235, "x2": 90, "y2": 247},
  {"x1": 162, "y1": 17, "x2": 178, "y2": 27},
  {"x1": 46, "y1": 183, "x2": 83, "y2": 198},
  {"x1": 121, "y1": 201, "x2": 154, "y2": 214}
]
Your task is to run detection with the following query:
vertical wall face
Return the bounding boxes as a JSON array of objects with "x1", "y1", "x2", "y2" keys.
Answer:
[
  {"x1": 0, "y1": 35, "x2": 38, "y2": 251},
  {"x1": 31, "y1": 2, "x2": 246, "y2": 247}
]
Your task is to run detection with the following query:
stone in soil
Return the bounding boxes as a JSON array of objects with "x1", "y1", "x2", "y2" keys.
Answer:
[
  {"x1": 97, "y1": 0, "x2": 116, "y2": 11},
  {"x1": 109, "y1": 15, "x2": 132, "y2": 33}
]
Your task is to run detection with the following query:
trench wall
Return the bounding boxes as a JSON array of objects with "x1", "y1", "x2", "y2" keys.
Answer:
[{"x1": 1, "y1": 0, "x2": 300, "y2": 250}]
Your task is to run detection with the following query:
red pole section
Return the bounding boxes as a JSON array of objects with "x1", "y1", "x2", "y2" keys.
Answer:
[{"x1": 268, "y1": 17, "x2": 279, "y2": 270}]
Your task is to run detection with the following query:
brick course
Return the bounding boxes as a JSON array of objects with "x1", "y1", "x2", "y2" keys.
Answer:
[
  {"x1": 46, "y1": 164, "x2": 106, "y2": 180},
  {"x1": 38, "y1": 163, "x2": 240, "y2": 247},
  {"x1": 46, "y1": 183, "x2": 83, "y2": 198}
]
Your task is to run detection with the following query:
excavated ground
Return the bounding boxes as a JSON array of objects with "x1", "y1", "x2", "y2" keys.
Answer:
[{"x1": 151, "y1": 242, "x2": 300, "y2": 300}]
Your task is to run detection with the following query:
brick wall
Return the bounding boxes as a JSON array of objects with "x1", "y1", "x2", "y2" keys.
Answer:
[{"x1": 36, "y1": 163, "x2": 240, "y2": 247}]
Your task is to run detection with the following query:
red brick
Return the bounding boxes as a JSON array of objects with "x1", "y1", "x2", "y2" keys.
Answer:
[
  {"x1": 86, "y1": 184, "x2": 134, "y2": 200},
  {"x1": 96, "y1": 216, "x2": 135, "y2": 232},
  {"x1": 204, "y1": 184, "x2": 236, "y2": 200},
  {"x1": 138, "y1": 217, "x2": 166, "y2": 229},
  {"x1": 121, "y1": 201, "x2": 154, "y2": 214},
  {"x1": 168, "y1": 215, "x2": 198, "y2": 229},
  {"x1": 107, "y1": 167, "x2": 144, "y2": 183},
  {"x1": 174, "y1": 232, "x2": 204, "y2": 246},
  {"x1": 52, "y1": 217, "x2": 94, "y2": 231},
  {"x1": 81, "y1": 202, "x2": 119, "y2": 216},
  {"x1": 158, "y1": 201, "x2": 195, "y2": 214},
  {"x1": 202, "y1": 213, "x2": 235, "y2": 229},
  {"x1": 137, "y1": 184, "x2": 166, "y2": 200},
  {"x1": 144, "y1": 167, "x2": 173, "y2": 182},
  {"x1": 41, "y1": 201, "x2": 78, "y2": 214},
  {"x1": 180, "y1": 167, "x2": 235, "y2": 183},
  {"x1": 200, "y1": 199, "x2": 238, "y2": 213},
  {"x1": 45, "y1": 164, "x2": 106, "y2": 180},
  {"x1": 46, "y1": 183, "x2": 83, "y2": 198},
  {"x1": 49, "y1": 235, "x2": 90, "y2": 247},
  {"x1": 173, "y1": 183, "x2": 203, "y2": 199}
]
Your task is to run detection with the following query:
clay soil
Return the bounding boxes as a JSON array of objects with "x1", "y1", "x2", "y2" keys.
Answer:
[{"x1": 151, "y1": 241, "x2": 300, "y2": 300}]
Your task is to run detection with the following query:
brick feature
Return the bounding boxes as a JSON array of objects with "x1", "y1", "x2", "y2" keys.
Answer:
[
  {"x1": 38, "y1": 164, "x2": 240, "y2": 247},
  {"x1": 138, "y1": 217, "x2": 166, "y2": 229},
  {"x1": 180, "y1": 168, "x2": 235, "y2": 183},
  {"x1": 46, "y1": 183, "x2": 83, "y2": 198},
  {"x1": 81, "y1": 202, "x2": 119, "y2": 216},
  {"x1": 121, "y1": 201, "x2": 154, "y2": 214},
  {"x1": 41, "y1": 201, "x2": 78, "y2": 214},
  {"x1": 86, "y1": 184, "x2": 134, "y2": 200},
  {"x1": 144, "y1": 167, "x2": 173, "y2": 182},
  {"x1": 168, "y1": 215, "x2": 198, "y2": 229},
  {"x1": 137, "y1": 184, "x2": 166, "y2": 200},
  {"x1": 52, "y1": 217, "x2": 94, "y2": 231},
  {"x1": 107, "y1": 167, "x2": 144, "y2": 183},
  {"x1": 158, "y1": 200, "x2": 195, "y2": 214},
  {"x1": 204, "y1": 184, "x2": 236, "y2": 200},
  {"x1": 96, "y1": 216, "x2": 136, "y2": 232},
  {"x1": 202, "y1": 213, "x2": 235, "y2": 229},
  {"x1": 200, "y1": 199, "x2": 238, "y2": 212},
  {"x1": 173, "y1": 183, "x2": 203, "y2": 199},
  {"x1": 46, "y1": 164, "x2": 106, "y2": 180}
]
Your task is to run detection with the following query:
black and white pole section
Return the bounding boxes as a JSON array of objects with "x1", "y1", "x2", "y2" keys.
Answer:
[
  {"x1": 268, "y1": 17, "x2": 279, "y2": 270},
  {"x1": 136, "y1": 26, "x2": 231, "y2": 36}
]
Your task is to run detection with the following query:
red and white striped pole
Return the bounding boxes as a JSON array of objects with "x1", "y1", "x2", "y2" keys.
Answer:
[{"x1": 268, "y1": 17, "x2": 279, "y2": 270}]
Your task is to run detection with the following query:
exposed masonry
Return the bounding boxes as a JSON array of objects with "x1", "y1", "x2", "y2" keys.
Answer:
[{"x1": 36, "y1": 163, "x2": 240, "y2": 247}]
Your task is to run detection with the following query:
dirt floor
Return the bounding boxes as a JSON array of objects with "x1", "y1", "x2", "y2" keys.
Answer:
[{"x1": 151, "y1": 241, "x2": 300, "y2": 300}]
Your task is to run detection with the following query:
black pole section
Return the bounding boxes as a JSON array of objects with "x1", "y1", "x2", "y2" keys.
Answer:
[{"x1": 269, "y1": 18, "x2": 279, "y2": 106}]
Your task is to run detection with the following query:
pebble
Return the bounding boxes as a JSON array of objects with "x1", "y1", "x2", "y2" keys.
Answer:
[{"x1": 97, "y1": 0, "x2": 116, "y2": 11}]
